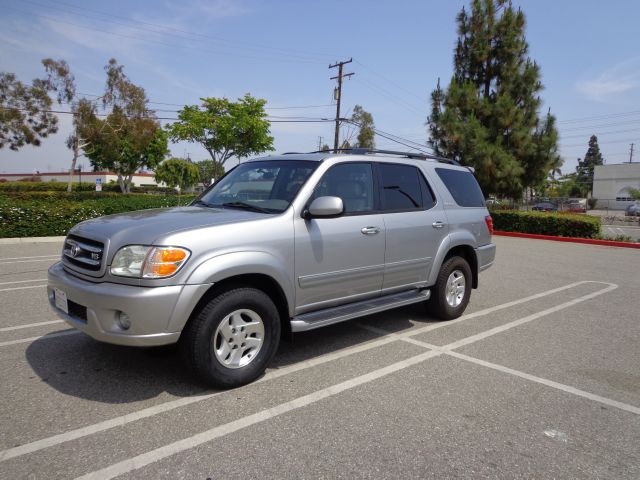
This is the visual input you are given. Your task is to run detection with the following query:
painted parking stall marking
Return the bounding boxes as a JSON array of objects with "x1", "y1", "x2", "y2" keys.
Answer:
[
  {"x1": 75, "y1": 281, "x2": 621, "y2": 480},
  {"x1": 0, "y1": 281, "x2": 604, "y2": 462}
]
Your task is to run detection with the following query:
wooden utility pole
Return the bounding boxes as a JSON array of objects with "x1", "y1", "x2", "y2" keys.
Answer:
[
  {"x1": 630, "y1": 143, "x2": 635, "y2": 163},
  {"x1": 329, "y1": 59, "x2": 354, "y2": 152}
]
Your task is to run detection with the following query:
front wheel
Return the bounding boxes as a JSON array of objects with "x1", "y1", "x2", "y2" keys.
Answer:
[
  {"x1": 181, "y1": 287, "x2": 281, "y2": 388},
  {"x1": 427, "y1": 256, "x2": 472, "y2": 320}
]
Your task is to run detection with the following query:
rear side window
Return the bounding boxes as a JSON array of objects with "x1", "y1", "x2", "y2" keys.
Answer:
[
  {"x1": 379, "y1": 163, "x2": 431, "y2": 211},
  {"x1": 435, "y1": 168, "x2": 485, "y2": 207}
]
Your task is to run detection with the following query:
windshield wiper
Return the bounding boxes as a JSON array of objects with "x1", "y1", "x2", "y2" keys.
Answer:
[
  {"x1": 222, "y1": 201, "x2": 272, "y2": 213},
  {"x1": 192, "y1": 199, "x2": 213, "y2": 208}
]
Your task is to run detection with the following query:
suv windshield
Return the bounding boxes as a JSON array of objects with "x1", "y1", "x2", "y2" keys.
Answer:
[{"x1": 194, "y1": 160, "x2": 318, "y2": 213}]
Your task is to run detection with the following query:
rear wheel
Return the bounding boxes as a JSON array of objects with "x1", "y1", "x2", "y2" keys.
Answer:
[
  {"x1": 427, "y1": 256, "x2": 472, "y2": 320},
  {"x1": 181, "y1": 287, "x2": 281, "y2": 388}
]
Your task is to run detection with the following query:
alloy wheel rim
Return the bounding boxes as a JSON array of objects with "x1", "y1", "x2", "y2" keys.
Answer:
[
  {"x1": 445, "y1": 270, "x2": 466, "y2": 308},
  {"x1": 213, "y1": 309, "x2": 265, "y2": 369}
]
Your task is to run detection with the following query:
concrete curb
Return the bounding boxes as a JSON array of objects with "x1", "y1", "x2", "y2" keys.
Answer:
[
  {"x1": 494, "y1": 231, "x2": 640, "y2": 249},
  {"x1": 0, "y1": 236, "x2": 66, "y2": 245}
]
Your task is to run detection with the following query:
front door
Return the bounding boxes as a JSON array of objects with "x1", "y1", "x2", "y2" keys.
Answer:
[{"x1": 294, "y1": 162, "x2": 385, "y2": 313}]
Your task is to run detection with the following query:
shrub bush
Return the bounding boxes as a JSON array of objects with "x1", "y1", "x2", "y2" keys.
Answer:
[
  {"x1": 0, "y1": 194, "x2": 196, "y2": 238},
  {"x1": 490, "y1": 209, "x2": 601, "y2": 238},
  {"x1": 0, "y1": 181, "x2": 177, "y2": 194}
]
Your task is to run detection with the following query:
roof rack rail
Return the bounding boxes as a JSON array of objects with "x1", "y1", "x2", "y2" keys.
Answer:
[{"x1": 308, "y1": 148, "x2": 460, "y2": 166}]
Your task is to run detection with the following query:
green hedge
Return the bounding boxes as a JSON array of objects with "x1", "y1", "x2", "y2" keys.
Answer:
[
  {"x1": 0, "y1": 181, "x2": 178, "y2": 194},
  {"x1": 490, "y1": 210, "x2": 601, "y2": 238},
  {"x1": 0, "y1": 195, "x2": 196, "y2": 238}
]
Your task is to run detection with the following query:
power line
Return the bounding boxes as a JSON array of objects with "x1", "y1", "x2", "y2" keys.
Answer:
[
  {"x1": 4, "y1": 5, "x2": 325, "y2": 65},
  {"x1": 559, "y1": 118, "x2": 640, "y2": 132},
  {"x1": 353, "y1": 59, "x2": 429, "y2": 104},
  {"x1": 561, "y1": 127, "x2": 640, "y2": 140},
  {"x1": 21, "y1": 0, "x2": 335, "y2": 63},
  {"x1": 557, "y1": 110, "x2": 640, "y2": 124}
]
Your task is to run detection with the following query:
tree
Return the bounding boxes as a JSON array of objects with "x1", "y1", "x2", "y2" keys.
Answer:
[
  {"x1": 195, "y1": 159, "x2": 225, "y2": 187},
  {"x1": 351, "y1": 105, "x2": 375, "y2": 149},
  {"x1": 575, "y1": 135, "x2": 604, "y2": 197},
  {"x1": 41, "y1": 58, "x2": 92, "y2": 192},
  {"x1": 0, "y1": 72, "x2": 58, "y2": 150},
  {"x1": 627, "y1": 188, "x2": 640, "y2": 199},
  {"x1": 80, "y1": 59, "x2": 168, "y2": 193},
  {"x1": 166, "y1": 94, "x2": 273, "y2": 166},
  {"x1": 154, "y1": 158, "x2": 200, "y2": 190},
  {"x1": 427, "y1": 0, "x2": 561, "y2": 198}
]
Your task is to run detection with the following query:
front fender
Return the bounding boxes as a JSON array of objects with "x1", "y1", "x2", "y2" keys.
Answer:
[{"x1": 185, "y1": 250, "x2": 294, "y2": 315}]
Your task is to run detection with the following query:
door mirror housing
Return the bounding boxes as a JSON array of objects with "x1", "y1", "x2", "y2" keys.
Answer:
[{"x1": 304, "y1": 196, "x2": 344, "y2": 218}]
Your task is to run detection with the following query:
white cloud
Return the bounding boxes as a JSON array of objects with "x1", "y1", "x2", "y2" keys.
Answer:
[{"x1": 577, "y1": 57, "x2": 640, "y2": 102}]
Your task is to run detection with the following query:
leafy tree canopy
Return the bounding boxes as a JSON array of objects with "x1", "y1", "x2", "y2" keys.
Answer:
[
  {"x1": 427, "y1": 0, "x2": 561, "y2": 198},
  {"x1": 166, "y1": 94, "x2": 274, "y2": 166},
  {"x1": 351, "y1": 105, "x2": 375, "y2": 149},
  {"x1": 154, "y1": 158, "x2": 200, "y2": 190},
  {"x1": 195, "y1": 159, "x2": 225, "y2": 187},
  {"x1": 80, "y1": 59, "x2": 168, "y2": 193},
  {"x1": 0, "y1": 72, "x2": 58, "y2": 150}
]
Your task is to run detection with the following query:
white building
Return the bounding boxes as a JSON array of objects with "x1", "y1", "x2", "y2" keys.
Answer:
[
  {"x1": 0, "y1": 171, "x2": 159, "y2": 187},
  {"x1": 592, "y1": 163, "x2": 640, "y2": 210}
]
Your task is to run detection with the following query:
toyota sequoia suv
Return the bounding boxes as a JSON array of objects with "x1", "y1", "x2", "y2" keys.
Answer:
[{"x1": 48, "y1": 150, "x2": 496, "y2": 388}]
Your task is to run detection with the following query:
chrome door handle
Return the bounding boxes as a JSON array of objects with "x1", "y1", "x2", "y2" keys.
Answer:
[
  {"x1": 361, "y1": 226, "x2": 380, "y2": 235},
  {"x1": 432, "y1": 221, "x2": 446, "y2": 229}
]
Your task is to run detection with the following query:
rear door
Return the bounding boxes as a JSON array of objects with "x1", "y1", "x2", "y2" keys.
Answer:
[{"x1": 378, "y1": 162, "x2": 449, "y2": 292}]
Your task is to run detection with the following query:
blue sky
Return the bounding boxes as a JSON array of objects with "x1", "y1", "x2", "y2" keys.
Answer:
[{"x1": 1, "y1": 0, "x2": 639, "y2": 175}]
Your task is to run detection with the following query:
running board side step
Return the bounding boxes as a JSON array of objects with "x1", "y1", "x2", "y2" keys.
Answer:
[{"x1": 290, "y1": 289, "x2": 430, "y2": 332}]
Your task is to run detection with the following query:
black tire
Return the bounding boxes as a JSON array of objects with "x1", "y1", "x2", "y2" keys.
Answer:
[
  {"x1": 426, "y1": 256, "x2": 472, "y2": 320},
  {"x1": 180, "y1": 287, "x2": 281, "y2": 388}
]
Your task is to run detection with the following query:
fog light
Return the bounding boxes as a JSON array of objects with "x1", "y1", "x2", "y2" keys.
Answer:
[{"x1": 117, "y1": 312, "x2": 131, "y2": 330}]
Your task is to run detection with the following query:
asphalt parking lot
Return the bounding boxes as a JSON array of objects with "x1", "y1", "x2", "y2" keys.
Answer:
[{"x1": 1, "y1": 236, "x2": 639, "y2": 479}]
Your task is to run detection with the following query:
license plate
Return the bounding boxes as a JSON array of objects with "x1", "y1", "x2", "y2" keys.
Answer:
[{"x1": 54, "y1": 288, "x2": 69, "y2": 314}]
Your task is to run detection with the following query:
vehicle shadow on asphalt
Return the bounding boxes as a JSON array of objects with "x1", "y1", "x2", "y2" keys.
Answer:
[{"x1": 24, "y1": 304, "x2": 436, "y2": 404}]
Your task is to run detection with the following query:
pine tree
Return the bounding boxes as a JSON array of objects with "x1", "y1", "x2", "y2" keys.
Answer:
[
  {"x1": 427, "y1": 0, "x2": 561, "y2": 198},
  {"x1": 575, "y1": 135, "x2": 604, "y2": 196}
]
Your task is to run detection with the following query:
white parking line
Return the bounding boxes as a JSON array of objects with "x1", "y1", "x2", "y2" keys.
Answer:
[
  {"x1": 0, "y1": 285, "x2": 47, "y2": 293},
  {"x1": 76, "y1": 350, "x2": 443, "y2": 480},
  {"x1": 0, "y1": 279, "x2": 47, "y2": 286},
  {"x1": 0, "y1": 259, "x2": 57, "y2": 264},
  {"x1": 0, "y1": 320, "x2": 64, "y2": 332},
  {"x1": 0, "y1": 282, "x2": 583, "y2": 461},
  {"x1": 446, "y1": 351, "x2": 640, "y2": 415},
  {"x1": 0, "y1": 330, "x2": 79, "y2": 347},
  {"x1": 0, "y1": 255, "x2": 59, "y2": 261},
  {"x1": 76, "y1": 281, "x2": 618, "y2": 480}
]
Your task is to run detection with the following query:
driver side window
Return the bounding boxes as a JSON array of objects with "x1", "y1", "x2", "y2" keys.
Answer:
[{"x1": 311, "y1": 163, "x2": 374, "y2": 214}]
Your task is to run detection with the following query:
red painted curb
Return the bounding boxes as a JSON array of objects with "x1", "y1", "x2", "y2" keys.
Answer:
[{"x1": 494, "y1": 231, "x2": 640, "y2": 249}]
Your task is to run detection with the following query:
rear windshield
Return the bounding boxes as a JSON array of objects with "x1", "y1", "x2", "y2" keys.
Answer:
[{"x1": 435, "y1": 168, "x2": 485, "y2": 207}]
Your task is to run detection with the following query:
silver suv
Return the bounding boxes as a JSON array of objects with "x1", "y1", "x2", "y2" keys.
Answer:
[{"x1": 48, "y1": 150, "x2": 495, "y2": 387}]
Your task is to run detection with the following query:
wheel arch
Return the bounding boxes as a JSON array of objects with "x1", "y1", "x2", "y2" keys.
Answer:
[{"x1": 181, "y1": 273, "x2": 292, "y2": 341}]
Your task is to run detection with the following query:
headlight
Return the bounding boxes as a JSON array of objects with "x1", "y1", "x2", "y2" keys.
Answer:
[{"x1": 110, "y1": 246, "x2": 191, "y2": 278}]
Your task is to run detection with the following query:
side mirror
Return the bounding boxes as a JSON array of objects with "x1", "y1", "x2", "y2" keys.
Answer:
[{"x1": 304, "y1": 196, "x2": 344, "y2": 218}]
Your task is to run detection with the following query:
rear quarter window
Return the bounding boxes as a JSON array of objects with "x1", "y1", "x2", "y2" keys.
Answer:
[{"x1": 435, "y1": 168, "x2": 485, "y2": 207}]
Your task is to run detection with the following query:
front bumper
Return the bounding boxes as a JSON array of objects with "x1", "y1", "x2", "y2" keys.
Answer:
[
  {"x1": 47, "y1": 262, "x2": 210, "y2": 347},
  {"x1": 476, "y1": 243, "x2": 496, "y2": 272}
]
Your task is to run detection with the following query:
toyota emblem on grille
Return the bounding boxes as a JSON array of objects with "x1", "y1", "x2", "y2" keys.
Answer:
[{"x1": 70, "y1": 244, "x2": 82, "y2": 257}]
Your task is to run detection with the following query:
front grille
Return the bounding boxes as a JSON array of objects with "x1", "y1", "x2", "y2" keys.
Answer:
[
  {"x1": 63, "y1": 235, "x2": 105, "y2": 272},
  {"x1": 67, "y1": 300, "x2": 88, "y2": 322}
]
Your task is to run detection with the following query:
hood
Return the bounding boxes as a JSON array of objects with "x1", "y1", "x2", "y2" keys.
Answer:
[{"x1": 69, "y1": 206, "x2": 266, "y2": 247}]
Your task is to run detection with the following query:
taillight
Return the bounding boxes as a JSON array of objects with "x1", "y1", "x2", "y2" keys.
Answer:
[{"x1": 484, "y1": 215, "x2": 494, "y2": 235}]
